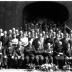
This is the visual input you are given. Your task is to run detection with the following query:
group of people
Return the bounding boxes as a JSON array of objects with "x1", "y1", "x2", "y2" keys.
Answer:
[{"x1": 0, "y1": 23, "x2": 72, "y2": 70}]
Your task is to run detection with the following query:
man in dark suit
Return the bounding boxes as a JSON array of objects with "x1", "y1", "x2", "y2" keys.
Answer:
[
  {"x1": 2, "y1": 31, "x2": 8, "y2": 44},
  {"x1": 1, "y1": 31, "x2": 9, "y2": 68}
]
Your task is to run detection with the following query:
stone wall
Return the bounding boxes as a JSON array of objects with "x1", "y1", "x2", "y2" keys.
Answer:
[{"x1": 0, "y1": 1, "x2": 72, "y2": 30}]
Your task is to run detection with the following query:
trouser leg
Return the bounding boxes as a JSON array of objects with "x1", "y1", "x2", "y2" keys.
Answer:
[{"x1": 19, "y1": 46, "x2": 24, "y2": 60}]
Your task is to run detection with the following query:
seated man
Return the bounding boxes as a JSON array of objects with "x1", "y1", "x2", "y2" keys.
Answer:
[
  {"x1": 44, "y1": 37, "x2": 53, "y2": 53},
  {"x1": 1, "y1": 31, "x2": 9, "y2": 58},
  {"x1": 0, "y1": 41, "x2": 3, "y2": 67},
  {"x1": 32, "y1": 33, "x2": 44, "y2": 53},
  {"x1": 19, "y1": 32, "x2": 29, "y2": 60},
  {"x1": 9, "y1": 34, "x2": 19, "y2": 58},
  {"x1": 19, "y1": 32, "x2": 28, "y2": 48}
]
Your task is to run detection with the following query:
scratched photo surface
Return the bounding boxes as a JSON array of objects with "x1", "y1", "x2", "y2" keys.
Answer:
[{"x1": 0, "y1": 1, "x2": 72, "y2": 72}]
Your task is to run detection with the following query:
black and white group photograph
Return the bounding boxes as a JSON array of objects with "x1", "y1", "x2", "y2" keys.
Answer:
[{"x1": 0, "y1": 1, "x2": 72, "y2": 72}]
